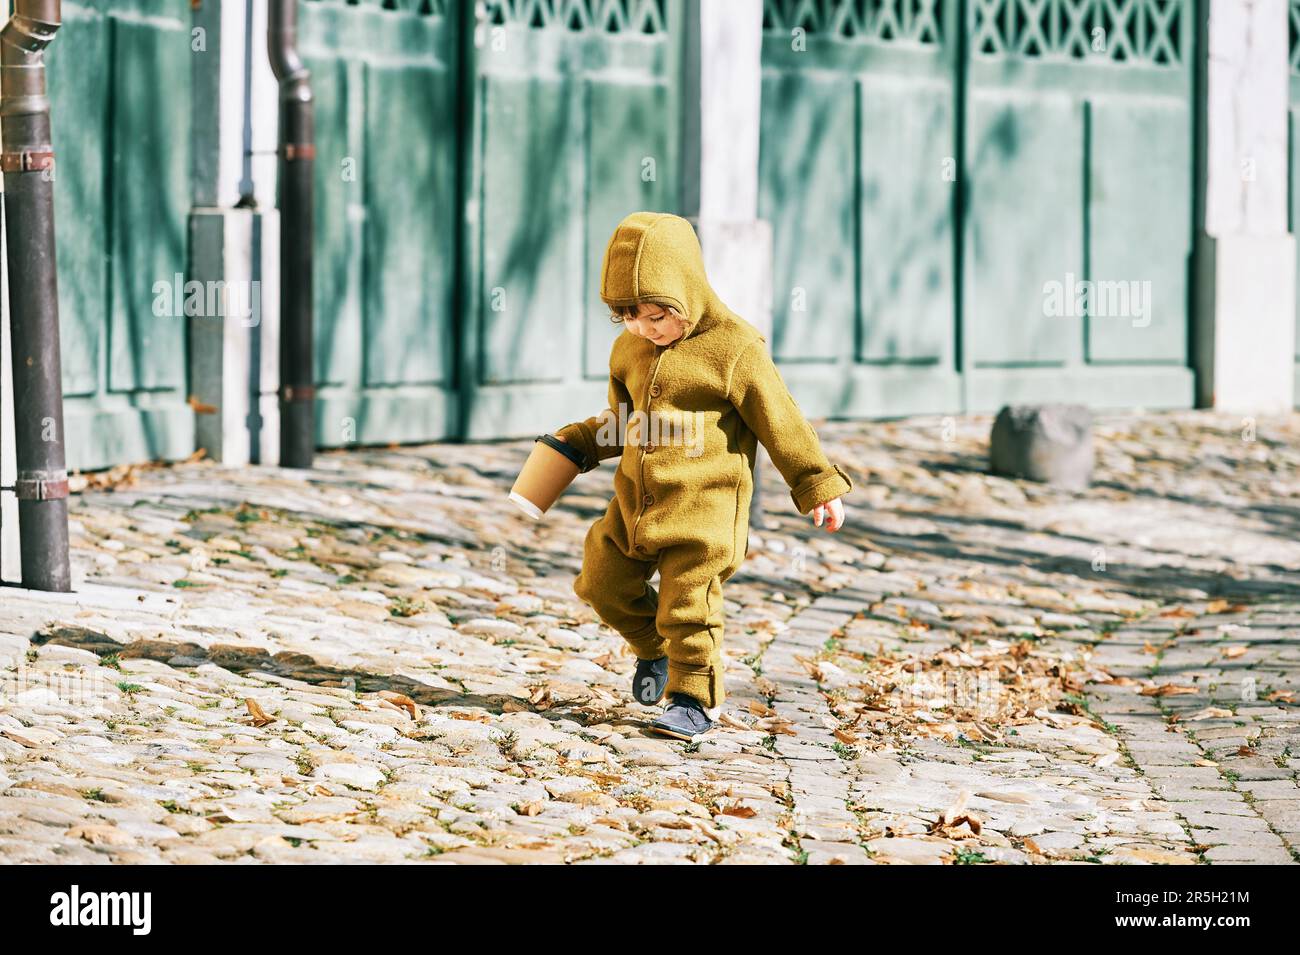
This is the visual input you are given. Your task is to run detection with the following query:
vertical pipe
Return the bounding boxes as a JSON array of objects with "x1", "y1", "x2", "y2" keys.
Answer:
[
  {"x1": 1, "y1": 0, "x2": 70, "y2": 592},
  {"x1": 268, "y1": 0, "x2": 314, "y2": 468}
]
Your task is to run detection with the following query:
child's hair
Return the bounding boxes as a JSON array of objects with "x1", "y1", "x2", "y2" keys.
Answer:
[{"x1": 608, "y1": 302, "x2": 686, "y2": 326}]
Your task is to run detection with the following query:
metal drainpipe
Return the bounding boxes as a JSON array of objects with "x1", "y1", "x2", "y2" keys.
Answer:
[
  {"x1": 268, "y1": 0, "x2": 314, "y2": 469},
  {"x1": 1, "y1": 0, "x2": 69, "y2": 592}
]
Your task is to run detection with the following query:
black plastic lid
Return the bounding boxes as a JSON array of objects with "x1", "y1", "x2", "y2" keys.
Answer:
[{"x1": 536, "y1": 433, "x2": 587, "y2": 470}]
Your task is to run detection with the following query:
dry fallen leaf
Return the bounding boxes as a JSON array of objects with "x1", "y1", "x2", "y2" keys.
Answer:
[
  {"x1": 931, "y1": 790, "x2": 983, "y2": 836},
  {"x1": 834, "y1": 728, "x2": 859, "y2": 745},
  {"x1": 962, "y1": 722, "x2": 996, "y2": 743},
  {"x1": 1266, "y1": 690, "x2": 1296, "y2": 703},
  {"x1": 1, "y1": 729, "x2": 47, "y2": 748},
  {"x1": 916, "y1": 722, "x2": 961, "y2": 740},
  {"x1": 1140, "y1": 684, "x2": 1199, "y2": 697},
  {"x1": 1114, "y1": 846, "x2": 1198, "y2": 865},
  {"x1": 66, "y1": 824, "x2": 132, "y2": 846},
  {"x1": 976, "y1": 790, "x2": 1036, "y2": 805},
  {"x1": 1186, "y1": 706, "x2": 1233, "y2": 721},
  {"x1": 942, "y1": 790, "x2": 970, "y2": 819},
  {"x1": 754, "y1": 717, "x2": 798, "y2": 736},
  {"x1": 244, "y1": 698, "x2": 276, "y2": 728},
  {"x1": 378, "y1": 690, "x2": 419, "y2": 720},
  {"x1": 1204, "y1": 600, "x2": 1245, "y2": 614},
  {"x1": 515, "y1": 801, "x2": 544, "y2": 817},
  {"x1": 528, "y1": 685, "x2": 552, "y2": 709},
  {"x1": 1220, "y1": 645, "x2": 1248, "y2": 659},
  {"x1": 747, "y1": 700, "x2": 776, "y2": 718},
  {"x1": 718, "y1": 803, "x2": 758, "y2": 819},
  {"x1": 580, "y1": 770, "x2": 625, "y2": 788},
  {"x1": 564, "y1": 791, "x2": 611, "y2": 807},
  {"x1": 717, "y1": 712, "x2": 750, "y2": 731}
]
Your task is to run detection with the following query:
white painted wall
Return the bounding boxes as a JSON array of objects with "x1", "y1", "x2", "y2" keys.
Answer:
[
  {"x1": 1195, "y1": 0, "x2": 1296, "y2": 413},
  {"x1": 681, "y1": 0, "x2": 771, "y2": 337},
  {"x1": 680, "y1": 0, "x2": 776, "y2": 526},
  {"x1": 188, "y1": 0, "x2": 282, "y2": 464}
]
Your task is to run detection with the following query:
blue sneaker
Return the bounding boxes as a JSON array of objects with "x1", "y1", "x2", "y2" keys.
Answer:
[
  {"x1": 649, "y1": 693, "x2": 715, "y2": 741},
  {"x1": 633, "y1": 655, "x2": 668, "y2": 705}
]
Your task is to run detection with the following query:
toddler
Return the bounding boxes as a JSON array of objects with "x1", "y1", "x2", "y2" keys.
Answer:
[{"x1": 556, "y1": 212, "x2": 852, "y2": 740}]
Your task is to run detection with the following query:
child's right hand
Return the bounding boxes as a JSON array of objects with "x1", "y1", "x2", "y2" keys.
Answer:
[{"x1": 812, "y1": 497, "x2": 846, "y2": 533}]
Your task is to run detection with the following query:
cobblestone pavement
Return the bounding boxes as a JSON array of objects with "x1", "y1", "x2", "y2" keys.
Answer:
[{"x1": 1, "y1": 411, "x2": 1298, "y2": 864}]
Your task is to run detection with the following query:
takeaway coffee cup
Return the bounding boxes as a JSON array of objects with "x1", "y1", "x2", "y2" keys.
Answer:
[{"x1": 509, "y1": 434, "x2": 587, "y2": 520}]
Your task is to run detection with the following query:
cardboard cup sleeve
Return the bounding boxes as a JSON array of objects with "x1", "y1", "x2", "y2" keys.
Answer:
[{"x1": 508, "y1": 434, "x2": 586, "y2": 520}]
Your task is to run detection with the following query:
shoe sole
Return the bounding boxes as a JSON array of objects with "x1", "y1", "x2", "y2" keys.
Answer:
[{"x1": 647, "y1": 723, "x2": 709, "y2": 742}]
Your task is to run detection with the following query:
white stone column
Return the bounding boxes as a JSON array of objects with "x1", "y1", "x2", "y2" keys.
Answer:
[
  {"x1": 1193, "y1": 0, "x2": 1296, "y2": 413},
  {"x1": 188, "y1": 0, "x2": 281, "y2": 464},
  {"x1": 680, "y1": 0, "x2": 776, "y2": 525},
  {"x1": 681, "y1": 0, "x2": 770, "y2": 328}
]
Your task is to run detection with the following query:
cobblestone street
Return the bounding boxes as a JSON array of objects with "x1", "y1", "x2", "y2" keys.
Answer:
[{"x1": 1, "y1": 412, "x2": 1298, "y2": 864}]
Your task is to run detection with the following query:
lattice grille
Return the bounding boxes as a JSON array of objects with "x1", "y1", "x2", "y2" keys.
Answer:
[
  {"x1": 762, "y1": 0, "x2": 944, "y2": 46},
  {"x1": 1291, "y1": 0, "x2": 1300, "y2": 74},
  {"x1": 304, "y1": 0, "x2": 446, "y2": 14},
  {"x1": 484, "y1": 0, "x2": 668, "y2": 33},
  {"x1": 971, "y1": 0, "x2": 1183, "y2": 67}
]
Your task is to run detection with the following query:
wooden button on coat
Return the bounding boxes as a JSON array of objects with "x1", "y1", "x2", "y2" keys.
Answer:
[
  {"x1": 649, "y1": 384, "x2": 661, "y2": 397},
  {"x1": 642, "y1": 493, "x2": 654, "y2": 505}
]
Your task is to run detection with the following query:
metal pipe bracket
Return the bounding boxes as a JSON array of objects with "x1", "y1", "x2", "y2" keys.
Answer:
[
  {"x1": 280, "y1": 385, "x2": 316, "y2": 402},
  {"x1": 10, "y1": 469, "x2": 69, "y2": 501},
  {"x1": 0, "y1": 148, "x2": 54, "y2": 172}
]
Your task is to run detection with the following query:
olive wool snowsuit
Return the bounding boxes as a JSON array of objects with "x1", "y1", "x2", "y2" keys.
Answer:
[{"x1": 557, "y1": 212, "x2": 854, "y2": 710}]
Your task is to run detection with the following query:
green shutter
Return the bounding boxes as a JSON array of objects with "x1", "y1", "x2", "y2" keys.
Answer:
[
  {"x1": 45, "y1": 0, "x2": 195, "y2": 471},
  {"x1": 299, "y1": 0, "x2": 459, "y2": 446},
  {"x1": 760, "y1": 0, "x2": 1196, "y2": 416},
  {"x1": 460, "y1": 0, "x2": 682, "y2": 440}
]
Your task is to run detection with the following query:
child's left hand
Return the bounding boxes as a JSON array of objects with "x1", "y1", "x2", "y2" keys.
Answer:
[{"x1": 812, "y1": 497, "x2": 845, "y2": 533}]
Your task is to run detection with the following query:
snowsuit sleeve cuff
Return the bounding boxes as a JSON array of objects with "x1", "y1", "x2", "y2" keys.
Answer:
[
  {"x1": 554, "y1": 422, "x2": 598, "y2": 473},
  {"x1": 790, "y1": 464, "x2": 853, "y2": 515}
]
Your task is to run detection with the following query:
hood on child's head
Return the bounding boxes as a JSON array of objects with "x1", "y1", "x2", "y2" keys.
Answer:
[{"x1": 599, "y1": 212, "x2": 726, "y2": 343}]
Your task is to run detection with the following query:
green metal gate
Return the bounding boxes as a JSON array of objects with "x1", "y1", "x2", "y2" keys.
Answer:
[
  {"x1": 37, "y1": 0, "x2": 1206, "y2": 470},
  {"x1": 44, "y1": 0, "x2": 194, "y2": 471},
  {"x1": 300, "y1": 0, "x2": 462, "y2": 447},
  {"x1": 760, "y1": 0, "x2": 1196, "y2": 418},
  {"x1": 964, "y1": 0, "x2": 1194, "y2": 409},
  {"x1": 300, "y1": 0, "x2": 681, "y2": 445},
  {"x1": 761, "y1": 0, "x2": 961, "y2": 418},
  {"x1": 459, "y1": 0, "x2": 682, "y2": 440}
]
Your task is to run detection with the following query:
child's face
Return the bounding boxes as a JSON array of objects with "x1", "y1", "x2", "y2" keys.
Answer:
[{"x1": 623, "y1": 303, "x2": 686, "y2": 346}]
